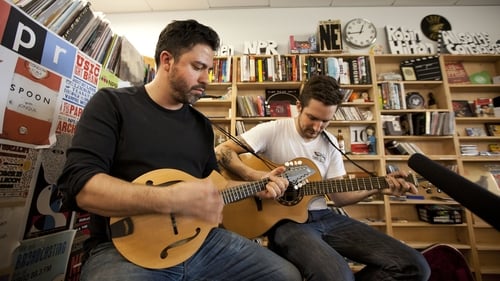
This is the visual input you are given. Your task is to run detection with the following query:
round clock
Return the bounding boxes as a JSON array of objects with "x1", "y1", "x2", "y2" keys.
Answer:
[
  {"x1": 344, "y1": 18, "x2": 377, "y2": 48},
  {"x1": 421, "y1": 14, "x2": 451, "y2": 41}
]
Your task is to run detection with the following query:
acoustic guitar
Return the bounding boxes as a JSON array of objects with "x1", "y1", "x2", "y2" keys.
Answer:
[
  {"x1": 221, "y1": 154, "x2": 417, "y2": 239},
  {"x1": 109, "y1": 165, "x2": 314, "y2": 269}
]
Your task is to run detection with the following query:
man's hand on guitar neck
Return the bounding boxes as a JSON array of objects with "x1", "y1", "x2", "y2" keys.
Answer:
[
  {"x1": 382, "y1": 170, "x2": 418, "y2": 197},
  {"x1": 255, "y1": 166, "x2": 289, "y2": 200}
]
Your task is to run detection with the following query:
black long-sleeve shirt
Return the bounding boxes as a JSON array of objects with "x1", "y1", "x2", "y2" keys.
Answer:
[{"x1": 57, "y1": 85, "x2": 217, "y2": 250}]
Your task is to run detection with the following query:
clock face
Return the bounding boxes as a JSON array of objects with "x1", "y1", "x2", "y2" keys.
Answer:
[
  {"x1": 344, "y1": 18, "x2": 377, "y2": 48},
  {"x1": 421, "y1": 14, "x2": 451, "y2": 41}
]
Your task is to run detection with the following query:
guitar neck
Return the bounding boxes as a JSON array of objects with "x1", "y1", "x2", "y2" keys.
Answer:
[
  {"x1": 220, "y1": 178, "x2": 269, "y2": 205},
  {"x1": 303, "y1": 176, "x2": 387, "y2": 195}
]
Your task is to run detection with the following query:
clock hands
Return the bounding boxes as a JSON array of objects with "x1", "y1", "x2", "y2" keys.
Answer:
[{"x1": 347, "y1": 24, "x2": 365, "y2": 35}]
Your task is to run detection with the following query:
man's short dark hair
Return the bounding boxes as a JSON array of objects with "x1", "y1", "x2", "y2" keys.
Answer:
[
  {"x1": 154, "y1": 19, "x2": 220, "y2": 67},
  {"x1": 299, "y1": 75, "x2": 343, "y2": 107}
]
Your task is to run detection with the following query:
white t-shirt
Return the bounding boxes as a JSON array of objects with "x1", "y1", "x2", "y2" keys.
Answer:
[{"x1": 241, "y1": 118, "x2": 346, "y2": 209}]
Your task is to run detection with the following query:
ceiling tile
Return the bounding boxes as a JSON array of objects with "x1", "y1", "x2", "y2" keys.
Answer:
[
  {"x1": 146, "y1": 0, "x2": 209, "y2": 11},
  {"x1": 89, "y1": 0, "x2": 152, "y2": 13},
  {"x1": 208, "y1": 0, "x2": 269, "y2": 8},
  {"x1": 393, "y1": 0, "x2": 457, "y2": 6},
  {"x1": 331, "y1": 0, "x2": 395, "y2": 7},
  {"x1": 455, "y1": 0, "x2": 500, "y2": 5},
  {"x1": 270, "y1": 0, "x2": 333, "y2": 8},
  {"x1": 88, "y1": 0, "x2": 499, "y2": 13}
]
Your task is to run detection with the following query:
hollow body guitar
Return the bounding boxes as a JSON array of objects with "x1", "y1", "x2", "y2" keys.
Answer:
[
  {"x1": 109, "y1": 165, "x2": 314, "y2": 269},
  {"x1": 222, "y1": 154, "x2": 416, "y2": 239}
]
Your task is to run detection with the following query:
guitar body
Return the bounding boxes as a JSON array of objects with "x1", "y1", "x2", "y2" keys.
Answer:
[
  {"x1": 422, "y1": 243, "x2": 474, "y2": 281},
  {"x1": 109, "y1": 164, "x2": 313, "y2": 269},
  {"x1": 110, "y1": 169, "x2": 227, "y2": 269},
  {"x1": 222, "y1": 154, "x2": 322, "y2": 239}
]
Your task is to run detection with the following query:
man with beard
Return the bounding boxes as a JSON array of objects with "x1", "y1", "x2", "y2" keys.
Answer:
[{"x1": 57, "y1": 19, "x2": 301, "y2": 281}]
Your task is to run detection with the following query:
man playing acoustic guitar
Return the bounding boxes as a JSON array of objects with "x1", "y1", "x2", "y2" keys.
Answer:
[
  {"x1": 57, "y1": 20, "x2": 302, "y2": 281},
  {"x1": 215, "y1": 75, "x2": 431, "y2": 281}
]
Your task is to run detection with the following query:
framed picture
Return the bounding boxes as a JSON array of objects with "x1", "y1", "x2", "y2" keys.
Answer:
[
  {"x1": 452, "y1": 100, "x2": 474, "y2": 117},
  {"x1": 401, "y1": 66, "x2": 417, "y2": 81},
  {"x1": 485, "y1": 123, "x2": 500, "y2": 136}
]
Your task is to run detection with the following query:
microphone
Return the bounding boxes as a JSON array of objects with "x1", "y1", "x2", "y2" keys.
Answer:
[{"x1": 408, "y1": 153, "x2": 500, "y2": 231}]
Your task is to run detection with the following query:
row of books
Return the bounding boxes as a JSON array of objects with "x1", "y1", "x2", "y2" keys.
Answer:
[
  {"x1": 236, "y1": 95, "x2": 299, "y2": 118},
  {"x1": 210, "y1": 57, "x2": 232, "y2": 83},
  {"x1": 304, "y1": 56, "x2": 372, "y2": 85},
  {"x1": 238, "y1": 54, "x2": 302, "y2": 83},
  {"x1": 385, "y1": 140, "x2": 424, "y2": 155},
  {"x1": 378, "y1": 82, "x2": 407, "y2": 110},
  {"x1": 383, "y1": 111, "x2": 455, "y2": 136},
  {"x1": 15, "y1": 0, "x2": 140, "y2": 80},
  {"x1": 334, "y1": 106, "x2": 368, "y2": 121}
]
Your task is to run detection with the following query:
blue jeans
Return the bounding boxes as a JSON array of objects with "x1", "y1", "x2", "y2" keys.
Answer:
[
  {"x1": 268, "y1": 209, "x2": 431, "y2": 281},
  {"x1": 80, "y1": 228, "x2": 301, "y2": 281}
]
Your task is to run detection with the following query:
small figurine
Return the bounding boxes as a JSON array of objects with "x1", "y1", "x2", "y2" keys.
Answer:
[
  {"x1": 428, "y1": 92, "x2": 437, "y2": 109},
  {"x1": 365, "y1": 125, "x2": 377, "y2": 155}
]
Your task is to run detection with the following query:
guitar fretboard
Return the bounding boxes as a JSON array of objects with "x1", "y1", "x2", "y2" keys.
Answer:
[
  {"x1": 302, "y1": 177, "x2": 386, "y2": 195},
  {"x1": 220, "y1": 179, "x2": 269, "y2": 204}
]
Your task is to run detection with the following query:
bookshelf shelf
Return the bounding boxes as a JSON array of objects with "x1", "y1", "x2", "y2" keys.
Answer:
[{"x1": 193, "y1": 54, "x2": 500, "y2": 281}]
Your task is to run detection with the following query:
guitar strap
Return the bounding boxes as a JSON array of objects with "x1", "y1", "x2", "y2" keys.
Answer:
[{"x1": 321, "y1": 131, "x2": 377, "y2": 177}]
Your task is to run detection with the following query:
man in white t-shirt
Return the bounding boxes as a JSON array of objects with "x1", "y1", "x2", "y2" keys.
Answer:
[{"x1": 215, "y1": 75, "x2": 430, "y2": 281}]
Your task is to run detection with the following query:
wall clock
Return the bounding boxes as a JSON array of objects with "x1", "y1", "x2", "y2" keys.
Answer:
[
  {"x1": 344, "y1": 18, "x2": 377, "y2": 48},
  {"x1": 421, "y1": 14, "x2": 451, "y2": 41}
]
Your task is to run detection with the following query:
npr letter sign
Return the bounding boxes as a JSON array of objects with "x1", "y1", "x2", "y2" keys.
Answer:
[{"x1": 0, "y1": 1, "x2": 76, "y2": 78}]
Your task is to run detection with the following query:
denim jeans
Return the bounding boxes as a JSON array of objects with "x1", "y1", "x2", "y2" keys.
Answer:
[
  {"x1": 80, "y1": 228, "x2": 301, "y2": 281},
  {"x1": 268, "y1": 209, "x2": 431, "y2": 281}
]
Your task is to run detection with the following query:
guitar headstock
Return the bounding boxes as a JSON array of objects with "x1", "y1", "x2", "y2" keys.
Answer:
[{"x1": 283, "y1": 160, "x2": 315, "y2": 189}]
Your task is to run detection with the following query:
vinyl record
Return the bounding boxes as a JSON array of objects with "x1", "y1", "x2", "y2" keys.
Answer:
[
  {"x1": 406, "y1": 92, "x2": 425, "y2": 109},
  {"x1": 421, "y1": 14, "x2": 451, "y2": 41}
]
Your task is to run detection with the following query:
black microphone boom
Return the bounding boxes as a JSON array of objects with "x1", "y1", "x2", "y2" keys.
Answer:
[{"x1": 408, "y1": 153, "x2": 500, "y2": 231}]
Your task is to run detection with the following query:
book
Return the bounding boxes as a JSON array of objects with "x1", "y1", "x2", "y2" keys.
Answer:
[
  {"x1": 62, "y1": 2, "x2": 93, "y2": 43},
  {"x1": 445, "y1": 61, "x2": 469, "y2": 84},
  {"x1": 485, "y1": 123, "x2": 500, "y2": 136},
  {"x1": 452, "y1": 100, "x2": 474, "y2": 117}
]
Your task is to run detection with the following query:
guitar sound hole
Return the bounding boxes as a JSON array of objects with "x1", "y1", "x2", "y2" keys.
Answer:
[{"x1": 277, "y1": 187, "x2": 302, "y2": 206}]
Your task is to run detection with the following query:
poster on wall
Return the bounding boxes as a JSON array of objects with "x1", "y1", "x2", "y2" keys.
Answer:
[
  {"x1": 0, "y1": 206, "x2": 26, "y2": 270},
  {"x1": 11, "y1": 229, "x2": 76, "y2": 281},
  {"x1": 0, "y1": 46, "x2": 18, "y2": 132},
  {"x1": 23, "y1": 134, "x2": 73, "y2": 239},
  {"x1": 0, "y1": 144, "x2": 39, "y2": 204},
  {"x1": 0, "y1": 56, "x2": 62, "y2": 148}
]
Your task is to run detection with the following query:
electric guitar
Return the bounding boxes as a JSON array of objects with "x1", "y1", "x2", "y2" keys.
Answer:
[
  {"x1": 221, "y1": 154, "x2": 417, "y2": 239},
  {"x1": 109, "y1": 165, "x2": 314, "y2": 269}
]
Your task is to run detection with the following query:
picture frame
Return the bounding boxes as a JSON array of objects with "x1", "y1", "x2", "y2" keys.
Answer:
[
  {"x1": 384, "y1": 120, "x2": 403, "y2": 136},
  {"x1": 451, "y1": 100, "x2": 474, "y2": 117},
  {"x1": 485, "y1": 123, "x2": 500, "y2": 136},
  {"x1": 401, "y1": 66, "x2": 417, "y2": 81}
]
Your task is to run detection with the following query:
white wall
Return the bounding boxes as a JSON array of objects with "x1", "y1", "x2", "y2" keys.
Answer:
[{"x1": 104, "y1": 6, "x2": 500, "y2": 57}]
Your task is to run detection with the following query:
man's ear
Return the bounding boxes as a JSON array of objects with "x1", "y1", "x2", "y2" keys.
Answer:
[
  {"x1": 160, "y1": 51, "x2": 173, "y2": 70},
  {"x1": 296, "y1": 101, "x2": 302, "y2": 112}
]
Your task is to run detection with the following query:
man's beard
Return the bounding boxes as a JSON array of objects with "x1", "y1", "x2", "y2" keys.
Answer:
[{"x1": 170, "y1": 69, "x2": 204, "y2": 105}]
